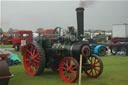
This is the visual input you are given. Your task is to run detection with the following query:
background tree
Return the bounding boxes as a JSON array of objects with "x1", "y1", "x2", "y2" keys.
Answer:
[
  {"x1": 13, "y1": 29, "x2": 18, "y2": 31},
  {"x1": 8, "y1": 28, "x2": 14, "y2": 36},
  {"x1": 0, "y1": 28, "x2": 3, "y2": 40},
  {"x1": 0, "y1": 28, "x2": 3, "y2": 35},
  {"x1": 36, "y1": 28, "x2": 44, "y2": 33}
]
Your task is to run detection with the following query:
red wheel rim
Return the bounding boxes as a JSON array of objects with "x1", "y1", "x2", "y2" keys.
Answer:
[
  {"x1": 59, "y1": 57, "x2": 79, "y2": 83},
  {"x1": 85, "y1": 54, "x2": 103, "y2": 78},
  {"x1": 81, "y1": 46, "x2": 90, "y2": 57},
  {"x1": 23, "y1": 43, "x2": 40, "y2": 76}
]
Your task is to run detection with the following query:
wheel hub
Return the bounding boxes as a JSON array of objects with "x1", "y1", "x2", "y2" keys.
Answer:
[
  {"x1": 66, "y1": 68, "x2": 70, "y2": 72},
  {"x1": 65, "y1": 68, "x2": 72, "y2": 73},
  {"x1": 92, "y1": 64, "x2": 96, "y2": 68}
]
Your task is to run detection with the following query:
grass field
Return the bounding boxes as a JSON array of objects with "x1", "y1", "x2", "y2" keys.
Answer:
[
  {"x1": 0, "y1": 44, "x2": 12, "y2": 48},
  {"x1": 6, "y1": 50, "x2": 128, "y2": 85}
]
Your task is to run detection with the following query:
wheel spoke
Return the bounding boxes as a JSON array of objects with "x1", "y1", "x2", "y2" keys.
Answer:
[
  {"x1": 33, "y1": 68, "x2": 36, "y2": 73},
  {"x1": 26, "y1": 59, "x2": 32, "y2": 65},
  {"x1": 95, "y1": 65, "x2": 100, "y2": 67},
  {"x1": 64, "y1": 72, "x2": 68, "y2": 78},
  {"x1": 70, "y1": 67, "x2": 77, "y2": 73},
  {"x1": 63, "y1": 70, "x2": 66, "y2": 73},
  {"x1": 94, "y1": 68, "x2": 97, "y2": 75},
  {"x1": 71, "y1": 66, "x2": 77, "y2": 70},
  {"x1": 32, "y1": 62, "x2": 37, "y2": 69},
  {"x1": 31, "y1": 65, "x2": 36, "y2": 74},
  {"x1": 33, "y1": 58, "x2": 39, "y2": 64},
  {"x1": 95, "y1": 60, "x2": 99, "y2": 64},
  {"x1": 36, "y1": 64, "x2": 39, "y2": 69},
  {"x1": 71, "y1": 70, "x2": 77, "y2": 73},
  {"x1": 94, "y1": 58, "x2": 96, "y2": 64},
  {"x1": 31, "y1": 45, "x2": 34, "y2": 51},
  {"x1": 89, "y1": 57, "x2": 91, "y2": 62},
  {"x1": 91, "y1": 69, "x2": 93, "y2": 76},
  {"x1": 91, "y1": 56, "x2": 93, "y2": 64},
  {"x1": 32, "y1": 48, "x2": 37, "y2": 56},
  {"x1": 33, "y1": 53, "x2": 39, "y2": 59},
  {"x1": 69, "y1": 73, "x2": 73, "y2": 80},
  {"x1": 69, "y1": 60, "x2": 73, "y2": 68},
  {"x1": 26, "y1": 58, "x2": 30, "y2": 62},
  {"x1": 88, "y1": 70, "x2": 92, "y2": 74},
  {"x1": 95, "y1": 68, "x2": 100, "y2": 73},
  {"x1": 26, "y1": 53, "x2": 31, "y2": 58},
  {"x1": 34, "y1": 55, "x2": 39, "y2": 60},
  {"x1": 63, "y1": 67, "x2": 66, "y2": 70},
  {"x1": 26, "y1": 50, "x2": 32, "y2": 55},
  {"x1": 28, "y1": 66, "x2": 32, "y2": 72},
  {"x1": 72, "y1": 71, "x2": 76, "y2": 77},
  {"x1": 64, "y1": 60, "x2": 69, "y2": 67},
  {"x1": 89, "y1": 69, "x2": 92, "y2": 75}
]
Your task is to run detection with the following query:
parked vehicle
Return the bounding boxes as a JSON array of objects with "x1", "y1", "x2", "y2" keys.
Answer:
[
  {"x1": 109, "y1": 24, "x2": 128, "y2": 55},
  {"x1": 23, "y1": 8, "x2": 103, "y2": 83},
  {"x1": 0, "y1": 32, "x2": 13, "y2": 44},
  {"x1": 109, "y1": 42, "x2": 128, "y2": 55},
  {"x1": 12, "y1": 30, "x2": 33, "y2": 51},
  {"x1": 86, "y1": 39, "x2": 107, "y2": 56},
  {"x1": 33, "y1": 32, "x2": 39, "y2": 41},
  {"x1": 89, "y1": 44, "x2": 107, "y2": 56},
  {"x1": 2, "y1": 36, "x2": 12, "y2": 44}
]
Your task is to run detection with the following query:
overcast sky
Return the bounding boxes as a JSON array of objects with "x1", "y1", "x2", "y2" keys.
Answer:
[{"x1": 1, "y1": 0, "x2": 128, "y2": 32}]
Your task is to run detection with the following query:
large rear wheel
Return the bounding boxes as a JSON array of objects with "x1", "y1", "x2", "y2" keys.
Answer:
[
  {"x1": 85, "y1": 54, "x2": 103, "y2": 78},
  {"x1": 59, "y1": 57, "x2": 79, "y2": 83},
  {"x1": 23, "y1": 43, "x2": 46, "y2": 76}
]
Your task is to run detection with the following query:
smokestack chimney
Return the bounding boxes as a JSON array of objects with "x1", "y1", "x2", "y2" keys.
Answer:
[{"x1": 76, "y1": 7, "x2": 84, "y2": 40}]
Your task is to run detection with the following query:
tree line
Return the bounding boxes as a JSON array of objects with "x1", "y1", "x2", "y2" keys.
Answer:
[
  {"x1": 0, "y1": 28, "x2": 14, "y2": 35},
  {"x1": 0, "y1": 28, "x2": 44, "y2": 35}
]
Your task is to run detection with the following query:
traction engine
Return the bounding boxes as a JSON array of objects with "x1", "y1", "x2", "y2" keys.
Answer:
[{"x1": 23, "y1": 7, "x2": 103, "y2": 83}]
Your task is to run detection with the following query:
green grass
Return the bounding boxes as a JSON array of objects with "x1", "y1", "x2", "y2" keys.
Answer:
[
  {"x1": 8, "y1": 50, "x2": 128, "y2": 85},
  {"x1": 0, "y1": 44, "x2": 12, "y2": 48}
]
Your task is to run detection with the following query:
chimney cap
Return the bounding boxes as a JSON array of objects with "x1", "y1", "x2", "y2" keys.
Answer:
[{"x1": 76, "y1": 7, "x2": 84, "y2": 12}]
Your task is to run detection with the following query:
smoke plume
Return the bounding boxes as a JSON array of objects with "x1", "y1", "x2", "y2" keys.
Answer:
[{"x1": 79, "y1": 0, "x2": 94, "y2": 8}]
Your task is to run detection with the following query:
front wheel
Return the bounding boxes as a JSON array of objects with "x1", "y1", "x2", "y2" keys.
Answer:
[
  {"x1": 59, "y1": 57, "x2": 79, "y2": 83},
  {"x1": 85, "y1": 54, "x2": 103, "y2": 78}
]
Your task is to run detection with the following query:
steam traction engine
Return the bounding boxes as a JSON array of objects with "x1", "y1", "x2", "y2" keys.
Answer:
[{"x1": 23, "y1": 8, "x2": 103, "y2": 83}]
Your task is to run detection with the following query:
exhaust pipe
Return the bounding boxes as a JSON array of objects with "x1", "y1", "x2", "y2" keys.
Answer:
[{"x1": 76, "y1": 7, "x2": 84, "y2": 40}]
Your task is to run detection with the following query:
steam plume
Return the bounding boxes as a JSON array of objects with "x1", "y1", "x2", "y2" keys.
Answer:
[{"x1": 79, "y1": 0, "x2": 94, "y2": 8}]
